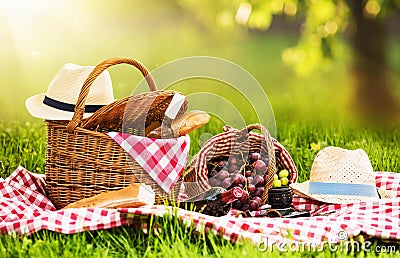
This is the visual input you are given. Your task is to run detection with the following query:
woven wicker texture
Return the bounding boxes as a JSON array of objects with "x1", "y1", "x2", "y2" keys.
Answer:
[
  {"x1": 290, "y1": 146, "x2": 397, "y2": 204},
  {"x1": 45, "y1": 57, "x2": 186, "y2": 209},
  {"x1": 82, "y1": 91, "x2": 188, "y2": 135},
  {"x1": 184, "y1": 124, "x2": 284, "y2": 204}
]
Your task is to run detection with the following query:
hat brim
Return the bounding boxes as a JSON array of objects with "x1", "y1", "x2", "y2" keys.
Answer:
[
  {"x1": 26, "y1": 94, "x2": 96, "y2": 120},
  {"x1": 290, "y1": 181, "x2": 397, "y2": 204}
]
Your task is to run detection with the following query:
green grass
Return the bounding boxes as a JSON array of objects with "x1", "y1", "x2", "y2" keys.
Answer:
[
  {"x1": 0, "y1": 119, "x2": 399, "y2": 257},
  {"x1": 0, "y1": 210, "x2": 399, "y2": 257},
  {"x1": 0, "y1": 121, "x2": 46, "y2": 177},
  {"x1": 2, "y1": 118, "x2": 399, "y2": 181}
]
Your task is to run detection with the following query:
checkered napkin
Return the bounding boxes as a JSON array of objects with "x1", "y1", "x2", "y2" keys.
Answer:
[
  {"x1": 106, "y1": 132, "x2": 190, "y2": 194},
  {"x1": 1, "y1": 166, "x2": 400, "y2": 246}
]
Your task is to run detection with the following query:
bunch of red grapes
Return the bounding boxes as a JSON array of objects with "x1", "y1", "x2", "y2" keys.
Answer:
[{"x1": 206, "y1": 152, "x2": 270, "y2": 212}]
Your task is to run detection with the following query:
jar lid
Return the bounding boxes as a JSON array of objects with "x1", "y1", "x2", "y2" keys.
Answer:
[{"x1": 268, "y1": 186, "x2": 292, "y2": 194}]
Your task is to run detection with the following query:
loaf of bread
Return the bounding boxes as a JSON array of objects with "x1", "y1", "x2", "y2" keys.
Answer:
[
  {"x1": 146, "y1": 110, "x2": 210, "y2": 138},
  {"x1": 171, "y1": 110, "x2": 210, "y2": 136},
  {"x1": 62, "y1": 183, "x2": 155, "y2": 209}
]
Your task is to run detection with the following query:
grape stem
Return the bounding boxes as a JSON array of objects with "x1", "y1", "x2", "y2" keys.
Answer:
[{"x1": 237, "y1": 150, "x2": 249, "y2": 190}]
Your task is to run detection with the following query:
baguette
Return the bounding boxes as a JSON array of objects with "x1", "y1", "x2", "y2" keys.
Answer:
[
  {"x1": 171, "y1": 110, "x2": 210, "y2": 136},
  {"x1": 62, "y1": 183, "x2": 155, "y2": 209},
  {"x1": 146, "y1": 110, "x2": 210, "y2": 138}
]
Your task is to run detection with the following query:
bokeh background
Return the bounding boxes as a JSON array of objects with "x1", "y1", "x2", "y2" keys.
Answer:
[{"x1": 1, "y1": 0, "x2": 399, "y2": 127}]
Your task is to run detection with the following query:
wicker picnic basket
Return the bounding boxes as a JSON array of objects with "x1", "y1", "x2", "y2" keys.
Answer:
[
  {"x1": 183, "y1": 124, "x2": 298, "y2": 205},
  {"x1": 45, "y1": 57, "x2": 188, "y2": 209}
]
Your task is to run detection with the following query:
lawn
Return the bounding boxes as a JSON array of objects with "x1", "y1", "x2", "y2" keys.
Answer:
[{"x1": 0, "y1": 118, "x2": 399, "y2": 257}]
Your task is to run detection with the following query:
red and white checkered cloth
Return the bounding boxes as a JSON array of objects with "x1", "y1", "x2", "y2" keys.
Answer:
[
  {"x1": 1, "y1": 166, "x2": 400, "y2": 246},
  {"x1": 106, "y1": 132, "x2": 190, "y2": 194}
]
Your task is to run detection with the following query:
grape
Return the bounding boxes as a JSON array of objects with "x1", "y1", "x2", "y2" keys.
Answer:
[
  {"x1": 230, "y1": 173, "x2": 241, "y2": 185},
  {"x1": 273, "y1": 179, "x2": 282, "y2": 187},
  {"x1": 209, "y1": 178, "x2": 219, "y2": 187},
  {"x1": 255, "y1": 187, "x2": 264, "y2": 197},
  {"x1": 245, "y1": 170, "x2": 252, "y2": 177},
  {"x1": 254, "y1": 160, "x2": 267, "y2": 172},
  {"x1": 247, "y1": 176, "x2": 254, "y2": 185},
  {"x1": 256, "y1": 170, "x2": 265, "y2": 176},
  {"x1": 254, "y1": 175, "x2": 264, "y2": 187},
  {"x1": 228, "y1": 165, "x2": 238, "y2": 173},
  {"x1": 251, "y1": 152, "x2": 261, "y2": 161},
  {"x1": 249, "y1": 200, "x2": 259, "y2": 211},
  {"x1": 217, "y1": 170, "x2": 229, "y2": 180},
  {"x1": 207, "y1": 151, "x2": 272, "y2": 212},
  {"x1": 247, "y1": 184, "x2": 256, "y2": 193},
  {"x1": 222, "y1": 177, "x2": 232, "y2": 188},
  {"x1": 218, "y1": 160, "x2": 227, "y2": 169},
  {"x1": 281, "y1": 177, "x2": 289, "y2": 186},
  {"x1": 252, "y1": 196, "x2": 263, "y2": 206},
  {"x1": 228, "y1": 156, "x2": 237, "y2": 165},
  {"x1": 279, "y1": 169, "x2": 289, "y2": 178},
  {"x1": 238, "y1": 174, "x2": 246, "y2": 185},
  {"x1": 239, "y1": 192, "x2": 249, "y2": 204}
]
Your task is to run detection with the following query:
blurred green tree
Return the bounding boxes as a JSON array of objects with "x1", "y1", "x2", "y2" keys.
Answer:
[{"x1": 179, "y1": 0, "x2": 400, "y2": 122}]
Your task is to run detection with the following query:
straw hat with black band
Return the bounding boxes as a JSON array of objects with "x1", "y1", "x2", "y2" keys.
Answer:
[
  {"x1": 26, "y1": 63, "x2": 114, "y2": 120},
  {"x1": 290, "y1": 146, "x2": 397, "y2": 204}
]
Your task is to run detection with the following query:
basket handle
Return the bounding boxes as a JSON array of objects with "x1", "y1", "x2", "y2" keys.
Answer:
[
  {"x1": 240, "y1": 123, "x2": 276, "y2": 202},
  {"x1": 66, "y1": 57, "x2": 157, "y2": 133}
]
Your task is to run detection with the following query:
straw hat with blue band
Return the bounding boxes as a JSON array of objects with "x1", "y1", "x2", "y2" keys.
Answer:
[
  {"x1": 290, "y1": 146, "x2": 396, "y2": 204},
  {"x1": 26, "y1": 63, "x2": 114, "y2": 120}
]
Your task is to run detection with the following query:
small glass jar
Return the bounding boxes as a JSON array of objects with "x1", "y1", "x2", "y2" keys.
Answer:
[{"x1": 268, "y1": 186, "x2": 293, "y2": 209}]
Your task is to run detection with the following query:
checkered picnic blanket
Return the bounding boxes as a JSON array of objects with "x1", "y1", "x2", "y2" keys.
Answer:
[
  {"x1": 106, "y1": 132, "x2": 190, "y2": 194},
  {"x1": 1, "y1": 166, "x2": 399, "y2": 246}
]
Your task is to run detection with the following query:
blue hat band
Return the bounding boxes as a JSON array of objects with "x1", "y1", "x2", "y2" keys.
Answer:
[{"x1": 308, "y1": 182, "x2": 379, "y2": 198}]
